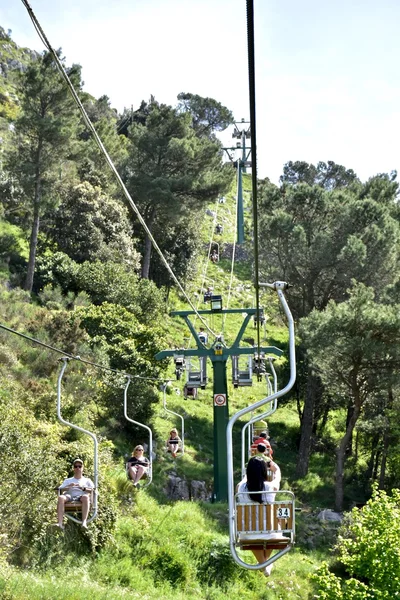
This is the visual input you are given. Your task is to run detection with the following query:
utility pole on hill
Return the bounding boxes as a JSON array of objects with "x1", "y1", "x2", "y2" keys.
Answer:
[
  {"x1": 155, "y1": 303, "x2": 282, "y2": 502},
  {"x1": 223, "y1": 119, "x2": 251, "y2": 245}
]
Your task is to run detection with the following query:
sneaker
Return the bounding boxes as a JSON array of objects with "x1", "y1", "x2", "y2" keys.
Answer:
[
  {"x1": 55, "y1": 523, "x2": 65, "y2": 530},
  {"x1": 264, "y1": 564, "x2": 273, "y2": 577},
  {"x1": 81, "y1": 522, "x2": 88, "y2": 529}
]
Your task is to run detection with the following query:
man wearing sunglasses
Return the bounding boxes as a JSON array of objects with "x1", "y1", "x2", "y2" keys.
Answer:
[{"x1": 56, "y1": 459, "x2": 94, "y2": 530}]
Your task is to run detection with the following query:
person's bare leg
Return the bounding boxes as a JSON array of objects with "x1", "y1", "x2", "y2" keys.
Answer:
[
  {"x1": 252, "y1": 549, "x2": 267, "y2": 564},
  {"x1": 133, "y1": 465, "x2": 145, "y2": 484},
  {"x1": 128, "y1": 466, "x2": 137, "y2": 481},
  {"x1": 81, "y1": 495, "x2": 90, "y2": 528},
  {"x1": 56, "y1": 495, "x2": 67, "y2": 528}
]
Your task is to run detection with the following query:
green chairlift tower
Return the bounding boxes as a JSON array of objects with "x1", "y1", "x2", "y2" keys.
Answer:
[{"x1": 155, "y1": 296, "x2": 282, "y2": 502}]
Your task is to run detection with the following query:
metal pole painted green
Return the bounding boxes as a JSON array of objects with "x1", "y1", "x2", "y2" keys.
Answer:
[{"x1": 237, "y1": 162, "x2": 245, "y2": 245}]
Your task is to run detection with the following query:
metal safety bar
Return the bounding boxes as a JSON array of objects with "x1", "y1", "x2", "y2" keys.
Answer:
[
  {"x1": 162, "y1": 382, "x2": 185, "y2": 457},
  {"x1": 124, "y1": 376, "x2": 153, "y2": 487},
  {"x1": 57, "y1": 357, "x2": 98, "y2": 524},
  {"x1": 227, "y1": 282, "x2": 296, "y2": 570}
]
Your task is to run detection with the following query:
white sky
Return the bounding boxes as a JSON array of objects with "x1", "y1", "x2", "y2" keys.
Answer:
[{"x1": 1, "y1": 0, "x2": 400, "y2": 184}]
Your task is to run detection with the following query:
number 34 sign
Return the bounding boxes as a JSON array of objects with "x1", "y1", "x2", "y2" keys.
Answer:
[{"x1": 214, "y1": 393, "x2": 226, "y2": 406}]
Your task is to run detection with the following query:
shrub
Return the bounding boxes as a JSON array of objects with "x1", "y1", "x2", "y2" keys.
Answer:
[{"x1": 312, "y1": 485, "x2": 400, "y2": 599}]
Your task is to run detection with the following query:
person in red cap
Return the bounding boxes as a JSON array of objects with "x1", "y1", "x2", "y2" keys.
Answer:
[{"x1": 251, "y1": 432, "x2": 273, "y2": 457}]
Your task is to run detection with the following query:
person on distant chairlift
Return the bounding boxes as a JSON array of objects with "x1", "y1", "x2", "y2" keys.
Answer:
[
  {"x1": 56, "y1": 458, "x2": 94, "y2": 530},
  {"x1": 236, "y1": 457, "x2": 284, "y2": 576},
  {"x1": 126, "y1": 445, "x2": 150, "y2": 488},
  {"x1": 166, "y1": 428, "x2": 181, "y2": 458},
  {"x1": 216, "y1": 223, "x2": 223, "y2": 234},
  {"x1": 255, "y1": 442, "x2": 272, "y2": 461},
  {"x1": 251, "y1": 432, "x2": 273, "y2": 457},
  {"x1": 198, "y1": 327, "x2": 208, "y2": 344},
  {"x1": 210, "y1": 250, "x2": 218, "y2": 263},
  {"x1": 204, "y1": 287, "x2": 213, "y2": 300}
]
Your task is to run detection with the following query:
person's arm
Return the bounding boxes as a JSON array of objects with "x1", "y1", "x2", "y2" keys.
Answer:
[{"x1": 270, "y1": 462, "x2": 281, "y2": 489}]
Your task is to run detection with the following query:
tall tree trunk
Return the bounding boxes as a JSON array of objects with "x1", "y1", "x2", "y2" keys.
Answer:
[
  {"x1": 379, "y1": 429, "x2": 389, "y2": 489},
  {"x1": 335, "y1": 404, "x2": 360, "y2": 512},
  {"x1": 141, "y1": 206, "x2": 155, "y2": 279},
  {"x1": 141, "y1": 232, "x2": 152, "y2": 279},
  {"x1": 24, "y1": 168, "x2": 41, "y2": 292},
  {"x1": 295, "y1": 371, "x2": 322, "y2": 477},
  {"x1": 366, "y1": 433, "x2": 380, "y2": 481},
  {"x1": 345, "y1": 403, "x2": 354, "y2": 456}
]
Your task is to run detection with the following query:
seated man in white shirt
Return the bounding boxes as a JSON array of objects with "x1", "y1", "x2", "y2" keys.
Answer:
[{"x1": 56, "y1": 458, "x2": 94, "y2": 530}]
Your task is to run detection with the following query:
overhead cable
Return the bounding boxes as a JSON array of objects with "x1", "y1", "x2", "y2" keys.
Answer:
[{"x1": 246, "y1": 0, "x2": 261, "y2": 356}]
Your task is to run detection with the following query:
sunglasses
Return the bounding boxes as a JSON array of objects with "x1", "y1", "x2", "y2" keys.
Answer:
[
  {"x1": 74, "y1": 464, "x2": 83, "y2": 468},
  {"x1": 136, "y1": 449, "x2": 144, "y2": 451}
]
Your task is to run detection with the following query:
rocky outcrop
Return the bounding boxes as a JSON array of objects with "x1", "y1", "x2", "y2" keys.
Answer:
[{"x1": 164, "y1": 473, "x2": 210, "y2": 501}]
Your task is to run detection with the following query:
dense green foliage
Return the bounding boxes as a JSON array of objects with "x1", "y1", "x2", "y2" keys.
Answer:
[{"x1": 312, "y1": 487, "x2": 400, "y2": 599}]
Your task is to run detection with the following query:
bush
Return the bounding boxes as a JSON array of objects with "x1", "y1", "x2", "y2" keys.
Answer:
[{"x1": 312, "y1": 485, "x2": 400, "y2": 599}]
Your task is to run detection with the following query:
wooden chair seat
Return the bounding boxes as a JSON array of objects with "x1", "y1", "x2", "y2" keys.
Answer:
[
  {"x1": 236, "y1": 499, "x2": 294, "y2": 549},
  {"x1": 64, "y1": 501, "x2": 83, "y2": 513}
]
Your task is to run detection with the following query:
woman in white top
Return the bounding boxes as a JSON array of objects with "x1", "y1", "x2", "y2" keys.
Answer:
[{"x1": 236, "y1": 457, "x2": 282, "y2": 576}]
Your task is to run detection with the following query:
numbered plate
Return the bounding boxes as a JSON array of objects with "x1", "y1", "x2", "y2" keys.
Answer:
[{"x1": 276, "y1": 507, "x2": 291, "y2": 519}]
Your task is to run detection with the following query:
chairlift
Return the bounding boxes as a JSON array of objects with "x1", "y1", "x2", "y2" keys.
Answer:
[
  {"x1": 227, "y1": 281, "x2": 297, "y2": 571},
  {"x1": 173, "y1": 349, "x2": 186, "y2": 380},
  {"x1": 253, "y1": 351, "x2": 266, "y2": 382},
  {"x1": 204, "y1": 288, "x2": 214, "y2": 302},
  {"x1": 235, "y1": 489, "x2": 296, "y2": 562},
  {"x1": 215, "y1": 223, "x2": 223, "y2": 235},
  {"x1": 162, "y1": 382, "x2": 184, "y2": 457},
  {"x1": 218, "y1": 196, "x2": 226, "y2": 204},
  {"x1": 56, "y1": 357, "x2": 98, "y2": 525},
  {"x1": 124, "y1": 376, "x2": 153, "y2": 488},
  {"x1": 186, "y1": 356, "x2": 207, "y2": 390},
  {"x1": 232, "y1": 355, "x2": 253, "y2": 388},
  {"x1": 253, "y1": 309, "x2": 266, "y2": 327},
  {"x1": 183, "y1": 383, "x2": 199, "y2": 399},
  {"x1": 209, "y1": 242, "x2": 219, "y2": 263}
]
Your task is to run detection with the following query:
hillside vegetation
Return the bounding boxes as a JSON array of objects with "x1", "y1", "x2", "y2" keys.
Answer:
[{"x1": 0, "y1": 30, "x2": 400, "y2": 600}]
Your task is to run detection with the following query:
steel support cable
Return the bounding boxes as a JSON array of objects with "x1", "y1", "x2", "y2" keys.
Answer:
[
  {"x1": 246, "y1": 0, "x2": 261, "y2": 357},
  {"x1": 20, "y1": 0, "x2": 217, "y2": 339},
  {"x1": 0, "y1": 322, "x2": 163, "y2": 383}
]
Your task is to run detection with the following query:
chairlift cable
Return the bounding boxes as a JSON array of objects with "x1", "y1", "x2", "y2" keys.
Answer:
[
  {"x1": 20, "y1": 0, "x2": 217, "y2": 339},
  {"x1": 246, "y1": 0, "x2": 261, "y2": 358}
]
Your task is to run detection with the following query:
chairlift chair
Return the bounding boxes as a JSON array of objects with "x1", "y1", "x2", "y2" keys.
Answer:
[
  {"x1": 235, "y1": 489, "x2": 295, "y2": 561},
  {"x1": 57, "y1": 357, "x2": 98, "y2": 525},
  {"x1": 173, "y1": 351, "x2": 186, "y2": 380},
  {"x1": 227, "y1": 282, "x2": 297, "y2": 571},
  {"x1": 232, "y1": 355, "x2": 253, "y2": 388},
  {"x1": 183, "y1": 383, "x2": 198, "y2": 399},
  {"x1": 186, "y1": 357, "x2": 207, "y2": 389},
  {"x1": 124, "y1": 377, "x2": 153, "y2": 488},
  {"x1": 253, "y1": 352, "x2": 266, "y2": 382},
  {"x1": 162, "y1": 382, "x2": 185, "y2": 457}
]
